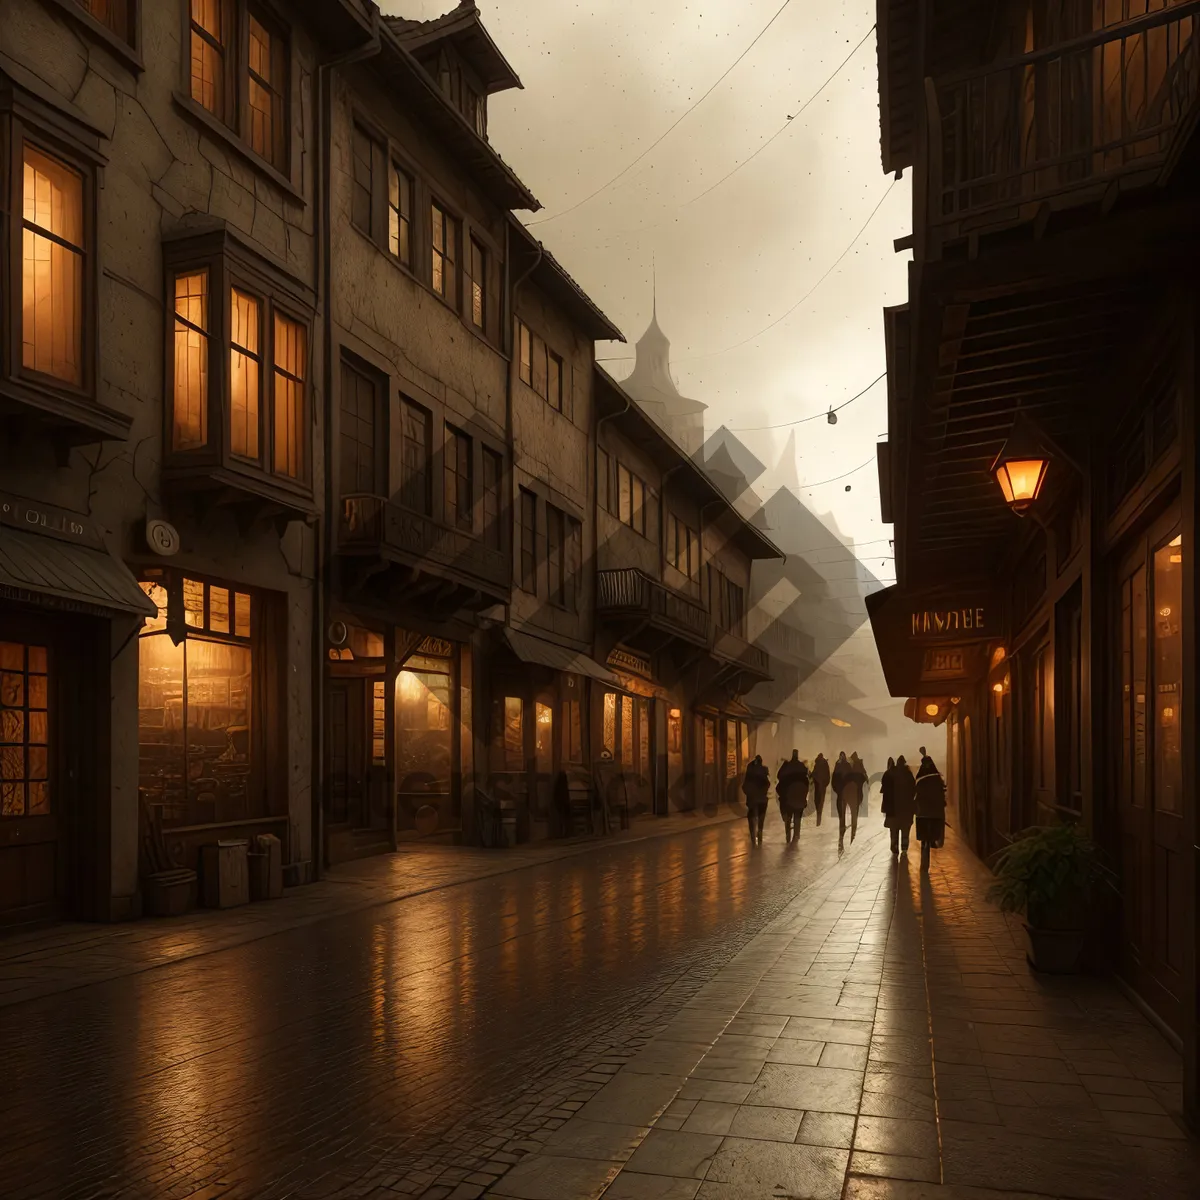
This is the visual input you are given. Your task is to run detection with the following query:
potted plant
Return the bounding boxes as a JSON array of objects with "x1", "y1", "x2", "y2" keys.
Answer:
[{"x1": 986, "y1": 822, "x2": 1112, "y2": 974}]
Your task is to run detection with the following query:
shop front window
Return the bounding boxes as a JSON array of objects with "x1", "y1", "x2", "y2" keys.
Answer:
[
  {"x1": 636, "y1": 699, "x2": 650, "y2": 779},
  {"x1": 0, "y1": 641, "x2": 50, "y2": 817},
  {"x1": 371, "y1": 679, "x2": 386, "y2": 764},
  {"x1": 725, "y1": 719, "x2": 738, "y2": 781},
  {"x1": 138, "y1": 576, "x2": 255, "y2": 829},
  {"x1": 621, "y1": 695, "x2": 634, "y2": 766},
  {"x1": 395, "y1": 656, "x2": 453, "y2": 794},
  {"x1": 535, "y1": 702, "x2": 553, "y2": 776},
  {"x1": 602, "y1": 692, "x2": 617, "y2": 759},
  {"x1": 1153, "y1": 534, "x2": 1183, "y2": 815}
]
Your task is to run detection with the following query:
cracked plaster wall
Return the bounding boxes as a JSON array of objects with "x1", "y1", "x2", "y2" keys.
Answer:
[{"x1": 2, "y1": 0, "x2": 324, "y2": 906}]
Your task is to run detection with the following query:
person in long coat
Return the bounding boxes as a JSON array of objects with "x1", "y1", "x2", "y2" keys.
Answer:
[
  {"x1": 850, "y1": 752, "x2": 869, "y2": 817},
  {"x1": 914, "y1": 747, "x2": 946, "y2": 871},
  {"x1": 776, "y1": 751, "x2": 809, "y2": 845},
  {"x1": 832, "y1": 752, "x2": 859, "y2": 847},
  {"x1": 811, "y1": 753, "x2": 831, "y2": 825},
  {"x1": 742, "y1": 755, "x2": 771, "y2": 846},
  {"x1": 886, "y1": 755, "x2": 917, "y2": 857}
]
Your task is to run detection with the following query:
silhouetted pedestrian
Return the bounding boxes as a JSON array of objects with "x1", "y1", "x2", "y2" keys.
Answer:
[
  {"x1": 776, "y1": 751, "x2": 809, "y2": 845},
  {"x1": 742, "y1": 755, "x2": 770, "y2": 846},
  {"x1": 914, "y1": 747, "x2": 946, "y2": 871},
  {"x1": 811, "y1": 754, "x2": 830, "y2": 825},
  {"x1": 886, "y1": 755, "x2": 917, "y2": 857},
  {"x1": 832, "y1": 752, "x2": 861, "y2": 848}
]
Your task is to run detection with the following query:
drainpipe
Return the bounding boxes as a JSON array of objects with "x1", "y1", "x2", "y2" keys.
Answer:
[{"x1": 312, "y1": 11, "x2": 382, "y2": 881}]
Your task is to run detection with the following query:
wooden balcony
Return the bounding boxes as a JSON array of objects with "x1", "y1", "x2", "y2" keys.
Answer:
[
  {"x1": 596, "y1": 568, "x2": 710, "y2": 648},
  {"x1": 338, "y1": 493, "x2": 510, "y2": 614},
  {"x1": 927, "y1": 3, "x2": 1200, "y2": 245},
  {"x1": 711, "y1": 629, "x2": 771, "y2": 682}
]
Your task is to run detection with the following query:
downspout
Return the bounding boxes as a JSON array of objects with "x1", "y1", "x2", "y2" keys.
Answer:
[{"x1": 312, "y1": 12, "x2": 382, "y2": 881}]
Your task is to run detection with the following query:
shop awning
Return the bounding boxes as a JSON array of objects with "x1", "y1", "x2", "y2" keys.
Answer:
[
  {"x1": 503, "y1": 629, "x2": 619, "y2": 685},
  {"x1": 866, "y1": 583, "x2": 998, "y2": 698},
  {"x1": 0, "y1": 526, "x2": 157, "y2": 618}
]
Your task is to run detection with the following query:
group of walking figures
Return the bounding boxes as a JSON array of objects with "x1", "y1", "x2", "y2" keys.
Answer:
[{"x1": 740, "y1": 747, "x2": 948, "y2": 869}]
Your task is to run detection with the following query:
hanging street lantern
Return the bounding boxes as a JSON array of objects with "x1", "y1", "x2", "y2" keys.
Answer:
[{"x1": 990, "y1": 414, "x2": 1050, "y2": 515}]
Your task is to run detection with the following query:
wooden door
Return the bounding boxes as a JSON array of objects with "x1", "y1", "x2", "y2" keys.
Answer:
[
  {"x1": 0, "y1": 619, "x2": 63, "y2": 924},
  {"x1": 1115, "y1": 507, "x2": 1187, "y2": 1031},
  {"x1": 327, "y1": 679, "x2": 367, "y2": 829}
]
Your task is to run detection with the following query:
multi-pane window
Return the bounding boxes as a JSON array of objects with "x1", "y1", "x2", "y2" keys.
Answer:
[
  {"x1": 389, "y1": 165, "x2": 412, "y2": 265},
  {"x1": 616, "y1": 464, "x2": 647, "y2": 536},
  {"x1": 0, "y1": 641, "x2": 50, "y2": 818},
  {"x1": 482, "y1": 447, "x2": 503, "y2": 550},
  {"x1": 547, "y1": 505, "x2": 565, "y2": 607},
  {"x1": 229, "y1": 288, "x2": 261, "y2": 459},
  {"x1": 444, "y1": 426, "x2": 472, "y2": 530},
  {"x1": 248, "y1": 16, "x2": 286, "y2": 167},
  {"x1": 173, "y1": 272, "x2": 209, "y2": 450},
  {"x1": 272, "y1": 313, "x2": 305, "y2": 479},
  {"x1": 168, "y1": 264, "x2": 309, "y2": 483},
  {"x1": 431, "y1": 202, "x2": 456, "y2": 303},
  {"x1": 518, "y1": 320, "x2": 532, "y2": 385},
  {"x1": 351, "y1": 125, "x2": 375, "y2": 235},
  {"x1": 519, "y1": 488, "x2": 537, "y2": 593},
  {"x1": 371, "y1": 680, "x2": 386, "y2": 764},
  {"x1": 189, "y1": 0, "x2": 227, "y2": 122},
  {"x1": 548, "y1": 506, "x2": 581, "y2": 610},
  {"x1": 77, "y1": 0, "x2": 132, "y2": 42},
  {"x1": 713, "y1": 570, "x2": 745, "y2": 635},
  {"x1": 667, "y1": 515, "x2": 701, "y2": 581},
  {"x1": 339, "y1": 359, "x2": 382, "y2": 496},
  {"x1": 468, "y1": 236, "x2": 486, "y2": 330},
  {"x1": 189, "y1": 2, "x2": 289, "y2": 170},
  {"x1": 22, "y1": 145, "x2": 84, "y2": 386},
  {"x1": 547, "y1": 351, "x2": 563, "y2": 412},
  {"x1": 400, "y1": 399, "x2": 431, "y2": 514}
]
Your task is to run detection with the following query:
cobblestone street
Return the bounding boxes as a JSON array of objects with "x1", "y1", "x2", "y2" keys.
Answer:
[{"x1": 1, "y1": 811, "x2": 1195, "y2": 1200}]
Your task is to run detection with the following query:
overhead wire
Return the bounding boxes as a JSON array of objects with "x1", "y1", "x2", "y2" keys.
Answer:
[
  {"x1": 526, "y1": 0, "x2": 797, "y2": 227},
  {"x1": 798, "y1": 457, "x2": 875, "y2": 487},
  {"x1": 729, "y1": 371, "x2": 885, "y2": 431}
]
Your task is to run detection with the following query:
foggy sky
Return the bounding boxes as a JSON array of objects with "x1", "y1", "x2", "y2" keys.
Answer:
[{"x1": 386, "y1": 1, "x2": 913, "y2": 583}]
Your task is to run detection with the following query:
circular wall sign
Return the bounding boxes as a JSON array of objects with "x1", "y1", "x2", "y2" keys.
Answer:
[
  {"x1": 146, "y1": 519, "x2": 180, "y2": 557},
  {"x1": 328, "y1": 620, "x2": 348, "y2": 647}
]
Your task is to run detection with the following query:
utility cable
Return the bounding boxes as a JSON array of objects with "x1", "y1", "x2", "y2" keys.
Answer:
[
  {"x1": 729, "y1": 370, "x2": 885, "y2": 431},
  {"x1": 526, "y1": 0, "x2": 796, "y2": 227},
  {"x1": 799, "y1": 457, "x2": 875, "y2": 487},
  {"x1": 683, "y1": 25, "x2": 875, "y2": 208}
]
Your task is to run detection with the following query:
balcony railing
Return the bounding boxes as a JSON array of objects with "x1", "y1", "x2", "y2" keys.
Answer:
[
  {"x1": 929, "y1": 3, "x2": 1200, "y2": 236},
  {"x1": 712, "y1": 629, "x2": 771, "y2": 678},
  {"x1": 596, "y1": 568, "x2": 710, "y2": 646},
  {"x1": 339, "y1": 493, "x2": 509, "y2": 590}
]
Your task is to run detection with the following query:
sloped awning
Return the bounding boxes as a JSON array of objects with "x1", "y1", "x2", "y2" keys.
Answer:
[
  {"x1": 503, "y1": 628, "x2": 619, "y2": 685},
  {"x1": 0, "y1": 526, "x2": 157, "y2": 618}
]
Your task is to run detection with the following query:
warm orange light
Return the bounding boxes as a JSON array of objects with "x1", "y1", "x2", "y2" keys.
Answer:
[
  {"x1": 924, "y1": 703, "x2": 940, "y2": 717},
  {"x1": 831, "y1": 718, "x2": 851, "y2": 728},
  {"x1": 950, "y1": 696, "x2": 961, "y2": 705},
  {"x1": 990, "y1": 646, "x2": 1007, "y2": 667},
  {"x1": 992, "y1": 682, "x2": 1004, "y2": 694},
  {"x1": 995, "y1": 458, "x2": 1048, "y2": 512}
]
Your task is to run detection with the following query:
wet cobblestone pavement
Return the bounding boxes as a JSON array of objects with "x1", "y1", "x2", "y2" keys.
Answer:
[
  {"x1": 3, "y1": 814, "x2": 1196, "y2": 1200},
  {"x1": 0, "y1": 811, "x2": 862, "y2": 1199}
]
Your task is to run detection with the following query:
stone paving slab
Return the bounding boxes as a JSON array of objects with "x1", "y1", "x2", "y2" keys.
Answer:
[
  {"x1": 0, "y1": 806, "x2": 743, "y2": 1008},
  {"x1": 483, "y1": 828, "x2": 1199, "y2": 1200}
]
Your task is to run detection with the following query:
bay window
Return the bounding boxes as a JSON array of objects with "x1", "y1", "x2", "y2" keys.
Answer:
[{"x1": 164, "y1": 232, "x2": 313, "y2": 495}]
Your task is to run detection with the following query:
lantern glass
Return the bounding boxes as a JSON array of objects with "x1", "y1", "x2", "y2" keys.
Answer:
[{"x1": 995, "y1": 458, "x2": 1047, "y2": 508}]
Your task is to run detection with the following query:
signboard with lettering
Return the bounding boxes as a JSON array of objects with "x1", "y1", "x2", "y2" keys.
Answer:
[
  {"x1": 910, "y1": 607, "x2": 986, "y2": 638},
  {"x1": 921, "y1": 648, "x2": 965, "y2": 682},
  {"x1": 0, "y1": 494, "x2": 102, "y2": 549},
  {"x1": 607, "y1": 647, "x2": 652, "y2": 679}
]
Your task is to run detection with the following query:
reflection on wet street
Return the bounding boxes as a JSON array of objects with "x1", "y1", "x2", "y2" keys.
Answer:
[{"x1": 0, "y1": 816, "x2": 861, "y2": 1199}]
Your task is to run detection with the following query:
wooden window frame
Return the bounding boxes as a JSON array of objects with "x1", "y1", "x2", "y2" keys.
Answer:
[
  {"x1": 389, "y1": 162, "x2": 414, "y2": 268},
  {"x1": 350, "y1": 122, "x2": 378, "y2": 239},
  {"x1": 467, "y1": 235, "x2": 487, "y2": 332},
  {"x1": 519, "y1": 488, "x2": 538, "y2": 594},
  {"x1": 430, "y1": 199, "x2": 459, "y2": 308},
  {"x1": 547, "y1": 504, "x2": 565, "y2": 608},
  {"x1": 338, "y1": 354, "x2": 387, "y2": 499},
  {"x1": 547, "y1": 349, "x2": 563, "y2": 413},
  {"x1": 163, "y1": 231, "x2": 315, "y2": 497},
  {"x1": 46, "y1": 0, "x2": 143, "y2": 70},
  {"x1": 597, "y1": 448, "x2": 611, "y2": 513},
  {"x1": 444, "y1": 423, "x2": 473, "y2": 531},
  {"x1": 176, "y1": 0, "x2": 296, "y2": 191},
  {"x1": 482, "y1": 446, "x2": 504, "y2": 551},
  {"x1": 399, "y1": 396, "x2": 432, "y2": 516},
  {"x1": 245, "y1": 6, "x2": 288, "y2": 170},
  {"x1": 3, "y1": 118, "x2": 101, "y2": 411},
  {"x1": 517, "y1": 320, "x2": 533, "y2": 385}
]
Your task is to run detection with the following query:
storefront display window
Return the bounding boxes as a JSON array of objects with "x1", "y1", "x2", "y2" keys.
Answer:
[
  {"x1": 535, "y1": 702, "x2": 553, "y2": 775},
  {"x1": 371, "y1": 680, "x2": 386, "y2": 764},
  {"x1": 621, "y1": 695, "x2": 634, "y2": 765},
  {"x1": 0, "y1": 641, "x2": 50, "y2": 817},
  {"x1": 138, "y1": 575, "x2": 255, "y2": 829},
  {"x1": 667, "y1": 708, "x2": 682, "y2": 754},
  {"x1": 396, "y1": 654, "x2": 453, "y2": 791},
  {"x1": 1153, "y1": 534, "x2": 1183, "y2": 815},
  {"x1": 602, "y1": 692, "x2": 617, "y2": 759},
  {"x1": 636, "y1": 699, "x2": 650, "y2": 779},
  {"x1": 725, "y1": 719, "x2": 738, "y2": 781}
]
